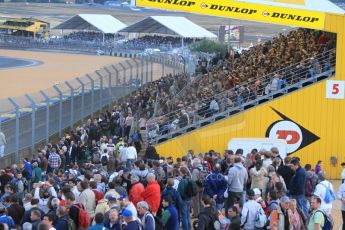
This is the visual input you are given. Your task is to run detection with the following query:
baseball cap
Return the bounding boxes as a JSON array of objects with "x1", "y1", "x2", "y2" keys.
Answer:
[
  {"x1": 118, "y1": 195, "x2": 128, "y2": 201},
  {"x1": 106, "y1": 194, "x2": 117, "y2": 202},
  {"x1": 280, "y1": 196, "x2": 290, "y2": 203},
  {"x1": 253, "y1": 188, "x2": 261, "y2": 196},
  {"x1": 122, "y1": 209, "x2": 133, "y2": 217},
  {"x1": 123, "y1": 168, "x2": 130, "y2": 173}
]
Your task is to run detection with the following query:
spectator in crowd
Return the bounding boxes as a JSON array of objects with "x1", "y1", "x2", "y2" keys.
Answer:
[
  {"x1": 137, "y1": 201, "x2": 155, "y2": 230},
  {"x1": 0, "y1": 207, "x2": 14, "y2": 229},
  {"x1": 0, "y1": 130, "x2": 6, "y2": 158},
  {"x1": 240, "y1": 189, "x2": 263, "y2": 230},
  {"x1": 122, "y1": 208, "x2": 141, "y2": 230},
  {"x1": 308, "y1": 196, "x2": 326, "y2": 230},
  {"x1": 128, "y1": 174, "x2": 144, "y2": 208},
  {"x1": 42, "y1": 214, "x2": 56, "y2": 230},
  {"x1": 226, "y1": 156, "x2": 248, "y2": 215},
  {"x1": 78, "y1": 181, "x2": 96, "y2": 218},
  {"x1": 313, "y1": 171, "x2": 334, "y2": 215},
  {"x1": 289, "y1": 198, "x2": 307, "y2": 230},
  {"x1": 103, "y1": 209, "x2": 120, "y2": 230},
  {"x1": 89, "y1": 213, "x2": 106, "y2": 230},
  {"x1": 178, "y1": 166, "x2": 192, "y2": 230},
  {"x1": 141, "y1": 173, "x2": 161, "y2": 214},
  {"x1": 289, "y1": 158, "x2": 308, "y2": 217},
  {"x1": 197, "y1": 195, "x2": 218, "y2": 230},
  {"x1": 277, "y1": 157, "x2": 295, "y2": 190},
  {"x1": 31, "y1": 209, "x2": 42, "y2": 230},
  {"x1": 161, "y1": 195, "x2": 179, "y2": 230},
  {"x1": 341, "y1": 162, "x2": 345, "y2": 184},
  {"x1": 315, "y1": 161, "x2": 322, "y2": 174},
  {"x1": 269, "y1": 196, "x2": 292, "y2": 230}
]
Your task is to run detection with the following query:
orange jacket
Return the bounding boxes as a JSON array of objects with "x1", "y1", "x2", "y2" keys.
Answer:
[
  {"x1": 141, "y1": 180, "x2": 161, "y2": 212},
  {"x1": 129, "y1": 182, "x2": 145, "y2": 208}
]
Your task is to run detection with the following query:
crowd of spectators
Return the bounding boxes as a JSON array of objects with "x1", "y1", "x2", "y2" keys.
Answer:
[
  {"x1": 0, "y1": 128, "x2": 341, "y2": 230},
  {"x1": 146, "y1": 29, "x2": 336, "y2": 139},
  {"x1": 122, "y1": 35, "x2": 198, "y2": 51}
]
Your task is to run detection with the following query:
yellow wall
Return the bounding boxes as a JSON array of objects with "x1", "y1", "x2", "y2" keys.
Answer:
[{"x1": 156, "y1": 13, "x2": 345, "y2": 179}]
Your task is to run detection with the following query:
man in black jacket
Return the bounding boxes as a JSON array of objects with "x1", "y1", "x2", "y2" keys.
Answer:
[
  {"x1": 227, "y1": 206, "x2": 241, "y2": 230},
  {"x1": 197, "y1": 195, "x2": 218, "y2": 230},
  {"x1": 289, "y1": 158, "x2": 308, "y2": 218}
]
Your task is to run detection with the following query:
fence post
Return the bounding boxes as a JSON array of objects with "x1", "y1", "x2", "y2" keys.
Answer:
[
  {"x1": 119, "y1": 63, "x2": 126, "y2": 85},
  {"x1": 65, "y1": 82, "x2": 74, "y2": 129},
  {"x1": 140, "y1": 58, "x2": 144, "y2": 85},
  {"x1": 8, "y1": 98, "x2": 20, "y2": 163},
  {"x1": 76, "y1": 77, "x2": 85, "y2": 123},
  {"x1": 25, "y1": 94, "x2": 36, "y2": 154},
  {"x1": 86, "y1": 74, "x2": 95, "y2": 117},
  {"x1": 104, "y1": 67, "x2": 113, "y2": 109},
  {"x1": 172, "y1": 57, "x2": 176, "y2": 75},
  {"x1": 95, "y1": 70, "x2": 104, "y2": 112},
  {"x1": 40, "y1": 91, "x2": 50, "y2": 144},
  {"x1": 162, "y1": 59, "x2": 165, "y2": 77},
  {"x1": 145, "y1": 58, "x2": 149, "y2": 84},
  {"x1": 111, "y1": 65, "x2": 120, "y2": 86},
  {"x1": 133, "y1": 59, "x2": 140, "y2": 85},
  {"x1": 126, "y1": 60, "x2": 133, "y2": 82},
  {"x1": 150, "y1": 56, "x2": 153, "y2": 82},
  {"x1": 53, "y1": 85, "x2": 63, "y2": 137}
]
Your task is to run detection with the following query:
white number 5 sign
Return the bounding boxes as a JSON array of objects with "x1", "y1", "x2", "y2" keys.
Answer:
[{"x1": 326, "y1": 80, "x2": 345, "y2": 99}]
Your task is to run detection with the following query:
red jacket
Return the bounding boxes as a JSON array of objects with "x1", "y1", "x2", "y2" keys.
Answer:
[
  {"x1": 92, "y1": 189, "x2": 104, "y2": 204},
  {"x1": 141, "y1": 180, "x2": 161, "y2": 212},
  {"x1": 129, "y1": 182, "x2": 145, "y2": 208}
]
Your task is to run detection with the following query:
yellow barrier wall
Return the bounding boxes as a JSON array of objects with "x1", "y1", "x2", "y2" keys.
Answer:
[{"x1": 156, "y1": 13, "x2": 345, "y2": 179}]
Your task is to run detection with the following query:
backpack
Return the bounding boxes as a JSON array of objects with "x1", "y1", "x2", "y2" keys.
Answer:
[
  {"x1": 315, "y1": 210, "x2": 334, "y2": 230},
  {"x1": 255, "y1": 206, "x2": 267, "y2": 229},
  {"x1": 73, "y1": 203, "x2": 91, "y2": 229},
  {"x1": 320, "y1": 182, "x2": 335, "y2": 204},
  {"x1": 101, "y1": 155, "x2": 108, "y2": 165},
  {"x1": 92, "y1": 152, "x2": 101, "y2": 164},
  {"x1": 305, "y1": 177, "x2": 316, "y2": 197},
  {"x1": 185, "y1": 179, "x2": 198, "y2": 198},
  {"x1": 67, "y1": 217, "x2": 76, "y2": 230}
]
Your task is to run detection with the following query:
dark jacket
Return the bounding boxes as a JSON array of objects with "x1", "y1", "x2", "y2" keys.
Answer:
[
  {"x1": 104, "y1": 219, "x2": 121, "y2": 230},
  {"x1": 145, "y1": 146, "x2": 159, "y2": 160},
  {"x1": 21, "y1": 207, "x2": 44, "y2": 225},
  {"x1": 204, "y1": 171, "x2": 227, "y2": 204},
  {"x1": 7, "y1": 203, "x2": 25, "y2": 225},
  {"x1": 197, "y1": 206, "x2": 217, "y2": 230},
  {"x1": 163, "y1": 205, "x2": 179, "y2": 230},
  {"x1": 161, "y1": 187, "x2": 182, "y2": 211},
  {"x1": 54, "y1": 215, "x2": 69, "y2": 230},
  {"x1": 32, "y1": 219, "x2": 41, "y2": 230},
  {"x1": 277, "y1": 165, "x2": 295, "y2": 190},
  {"x1": 123, "y1": 220, "x2": 142, "y2": 230},
  {"x1": 230, "y1": 215, "x2": 241, "y2": 230},
  {"x1": 289, "y1": 166, "x2": 307, "y2": 196},
  {"x1": 177, "y1": 176, "x2": 190, "y2": 201}
]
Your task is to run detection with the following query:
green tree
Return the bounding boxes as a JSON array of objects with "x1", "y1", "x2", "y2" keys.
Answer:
[{"x1": 190, "y1": 39, "x2": 229, "y2": 57}]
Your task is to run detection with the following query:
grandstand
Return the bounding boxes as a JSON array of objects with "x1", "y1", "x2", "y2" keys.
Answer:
[{"x1": 0, "y1": 17, "x2": 50, "y2": 39}]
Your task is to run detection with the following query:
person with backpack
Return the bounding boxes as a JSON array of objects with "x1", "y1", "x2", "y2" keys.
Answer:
[
  {"x1": 197, "y1": 195, "x2": 218, "y2": 230},
  {"x1": 161, "y1": 195, "x2": 179, "y2": 230},
  {"x1": 137, "y1": 201, "x2": 156, "y2": 230},
  {"x1": 204, "y1": 163, "x2": 227, "y2": 211},
  {"x1": 178, "y1": 166, "x2": 194, "y2": 230},
  {"x1": 269, "y1": 196, "x2": 293, "y2": 230},
  {"x1": 313, "y1": 172, "x2": 334, "y2": 215},
  {"x1": 240, "y1": 189, "x2": 265, "y2": 230},
  {"x1": 65, "y1": 191, "x2": 91, "y2": 229},
  {"x1": 308, "y1": 196, "x2": 333, "y2": 230}
]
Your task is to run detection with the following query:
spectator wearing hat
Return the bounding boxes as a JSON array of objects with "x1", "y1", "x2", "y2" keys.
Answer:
[
  {"x1": 270, "y1": 196, "x2": 293, "y2": 230},
  {"x1": 103, "y1": 194, "x2": 120, "y2": 225},
  {"x1": 253, "y1": 188, "x2": 269, "y2": 216},
  {"x1": 161, "y1": 195, "x2": 179, "y2": 230},
  {"x1": 240, "y1": 189, "x2": 263, "y2": 230},
  {"x1": 118, "y1": 195, "x2": 137, "y2": 219},
  {"x1": 141, "y1": 173, "x2": 161, "y2": 214},
  {"x1": 313, "y1": 171, "x2": 334, "y2": 215},
  {"x1": 122, "y1": 208, "x2": 141, "y2": 230},
  {"x1": 129, "y1": 174, "x2": 144, "y2": 208},
  {"x1": 137, "y1": 201, "x2": 155, "y2": 230}
]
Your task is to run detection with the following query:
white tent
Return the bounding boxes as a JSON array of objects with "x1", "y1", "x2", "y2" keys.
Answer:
[
  {"x1": 54, "y1": 14, "x2": 127, "y2": 34},
  {"x1": 119, "y1": 16, "x2": 217, "y2": 39}
]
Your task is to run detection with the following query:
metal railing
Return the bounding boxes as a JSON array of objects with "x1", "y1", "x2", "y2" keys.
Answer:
[
  {"x1": 146, "y1": 48, "x2": 336, "y2": 143},
  {"x1": 0, "y1": 53, "x2": 184, "y2": 165}
]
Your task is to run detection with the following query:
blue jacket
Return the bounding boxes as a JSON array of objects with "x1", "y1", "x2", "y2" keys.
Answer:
[
  {"x1": 88, "y1": 223, "x2": 109, "y2": 230},
  {"x1": 54, "y1": 215, "x2": 68, "y2": 230},
  {"x1": 104, "y1": 220, "x2": 121, "y2": 230},
  {"x1": 289, "y1": 166, "x2": 306, "y2": 196},
  {"x1": 204, "y1": 171, "x2": 227, "y2": 203},
  {"x1": 164, "y1": 205, "x2": 179, "y2": 230},
  {"x1": 161, "y1": 187, "x2": 182, "y2": 210},
  {"x1": 0, "y1": 215, "x2": 15, "y2": 228}
]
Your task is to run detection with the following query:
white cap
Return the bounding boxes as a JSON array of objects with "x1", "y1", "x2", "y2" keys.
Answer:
[{"x1": 253, "y1": 188, "x2": 261, "y2": 196}]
